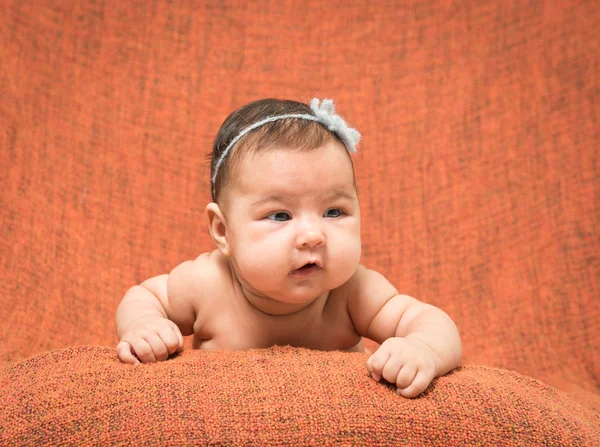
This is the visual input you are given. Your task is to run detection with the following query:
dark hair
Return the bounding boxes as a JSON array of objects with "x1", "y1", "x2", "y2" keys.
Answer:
[{"x1": 209, "y1": 98, "x2": 344, "y2": 203}]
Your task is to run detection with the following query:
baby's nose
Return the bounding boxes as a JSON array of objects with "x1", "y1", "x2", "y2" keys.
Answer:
[{"x1": 296, "y1": 222, "x2": 325, "y2": 248}]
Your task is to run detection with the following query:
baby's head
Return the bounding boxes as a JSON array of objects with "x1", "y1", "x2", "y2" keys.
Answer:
[
  {"x1": 210, "y1": 98, "x2": 360, "y2": 205},
  {"x1": 207, "y1": 98, "x2": 362, "y2": 312}
]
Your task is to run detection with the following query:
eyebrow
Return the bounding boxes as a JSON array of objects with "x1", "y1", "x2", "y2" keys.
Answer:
[{"x1": 250, "y1": 190, "x2": 356, "y2": 207}]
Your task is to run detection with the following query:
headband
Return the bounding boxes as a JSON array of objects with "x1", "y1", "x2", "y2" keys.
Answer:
[{"x1": 211, "y1": 98, "x2": 361, "y2": 189}]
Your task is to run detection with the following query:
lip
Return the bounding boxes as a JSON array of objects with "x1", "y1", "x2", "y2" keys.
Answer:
[{"x1": 290, "y1": 261, "x2": 323, "y2": 278}]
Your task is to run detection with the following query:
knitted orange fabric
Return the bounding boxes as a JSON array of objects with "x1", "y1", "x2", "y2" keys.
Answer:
[
  {"x1": 0, "y1": 0, "x2": 598, "y2": 445},
  {"x1": 1, "y1": 346, "x2": 599, "y2": 445}
]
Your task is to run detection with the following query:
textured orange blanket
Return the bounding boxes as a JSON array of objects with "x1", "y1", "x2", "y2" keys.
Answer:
[
  {"x1": 0, "y1": 0, "x2": 598, "y2": 445},
  {"x1": 1, "y1": 346, "x2": 599, "y2": 445}
]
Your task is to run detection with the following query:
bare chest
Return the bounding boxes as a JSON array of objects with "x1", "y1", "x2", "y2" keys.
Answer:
[{"x1": 192, "y1": 288, "x2": 362, "y2": 352}]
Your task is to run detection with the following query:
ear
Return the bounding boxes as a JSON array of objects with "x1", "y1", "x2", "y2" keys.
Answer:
[{"x1": 206, "y1": 202, "x2": 231, "y2": 257}]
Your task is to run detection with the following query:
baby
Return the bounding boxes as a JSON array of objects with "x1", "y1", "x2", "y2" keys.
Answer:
[{"x1": 115, "y1": 98, "x2": 462, "y2": 398}]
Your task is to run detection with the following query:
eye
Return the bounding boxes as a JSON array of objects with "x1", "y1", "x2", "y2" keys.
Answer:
[
  {"x1": 266, "y1": 212, "x2": 291, "y2": 222},
  {"x1": 324, "y1": 208, "x2": 344, "y2": 218}
]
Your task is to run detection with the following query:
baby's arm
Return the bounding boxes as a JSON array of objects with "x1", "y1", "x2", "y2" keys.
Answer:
[
  {"x1": 347, "y1": 265, "x2": 462, "y2": 397},
  {"x1": 115, "y1": 257, "x2": 202, "y2": 364}
]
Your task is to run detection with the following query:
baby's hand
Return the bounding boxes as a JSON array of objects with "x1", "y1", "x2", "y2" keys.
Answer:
[
  {"x1": 116, "y1": 316, "x2": 184, "y2": 365},
  {"x1": 366, "y1": 337, "x2": 439, "y2": 398}
]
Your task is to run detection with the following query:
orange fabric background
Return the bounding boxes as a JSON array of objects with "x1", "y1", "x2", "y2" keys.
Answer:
[{"x1": 0, "y1": 0, "x2": 598, "y2": 437}]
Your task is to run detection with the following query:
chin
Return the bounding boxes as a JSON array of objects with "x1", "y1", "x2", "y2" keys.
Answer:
[{"x1": 277, "y1": 287, "x2": 325, "y2": 304}]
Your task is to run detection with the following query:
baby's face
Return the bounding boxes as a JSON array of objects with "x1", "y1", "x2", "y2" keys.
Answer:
[{"x1": 223, "y1": 141, "x2": 361, "y2": 306}]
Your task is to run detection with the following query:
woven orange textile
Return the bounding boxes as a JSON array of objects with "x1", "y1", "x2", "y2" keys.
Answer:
[
  {"x1": 0, "y1": 0, "x2": 598, "y2": 445},
  {"x1": 1, "y1": 346, "x2": 599, "y2": 445}
]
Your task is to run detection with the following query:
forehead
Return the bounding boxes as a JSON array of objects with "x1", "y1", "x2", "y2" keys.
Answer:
[{"x1": 232, "y1": 141, "x2": 356, "y2": 201}]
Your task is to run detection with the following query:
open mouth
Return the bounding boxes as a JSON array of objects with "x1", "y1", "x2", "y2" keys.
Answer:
[
  {"x1": 299, "y1": 263, "x2": 316, "y2": 270},
  {"x1": 291, "y1": 263, "x2": 321, "y2": 277}
]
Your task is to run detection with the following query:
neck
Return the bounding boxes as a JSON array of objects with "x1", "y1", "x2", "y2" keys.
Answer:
[{"x1": 243, "y1": 288, "x2": 329, "y2": 317}]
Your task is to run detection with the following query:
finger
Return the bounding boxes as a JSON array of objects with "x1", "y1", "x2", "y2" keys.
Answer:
[
  {"x1": 366, "y1": 356, "x2": 379, "y2": 381},
  {"x1": 395, "y1": 363, "x2": 418, "y2": 389},
  {"x1": 366, "y1": 356, "x2": 373, "y2": 372},
  {"x1": 157, "y1": 327, "x2": 182, "y2": 356},
  {"x1": 128, "y1": 338, "x2": 157, "y2": 363},
  {"x1": 368, "y1": 350, "x2": 391, "y2": 382},
  {"x1": 381, "y1": 353, "x2": 405, "y2": 384},
  {"x1": 116, "y1": 341, "x2": 140, "y2": 365},
  {"x1": 368, "y1": 349, "x2": 391, "y2": 373},
  {"x1": 145, "y1": 333, "x2": 170, "y2": 361},
  {"x1": 173, "y1": 324, "x2": 184, "y2": 352},
  {"x1": 397, "y1": 370, "x2": 435, "y2": 398}
]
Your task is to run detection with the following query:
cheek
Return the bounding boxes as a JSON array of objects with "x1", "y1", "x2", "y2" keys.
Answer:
[
  {"x1": 341, "y1": 238, "x2": 362, "y2": 267},
  {"x1": 230, "y1": 230, "x2": 289, "y2": 274},
  {"x1": 328, "y1": 227, "x2": 361, "y2": 272}
]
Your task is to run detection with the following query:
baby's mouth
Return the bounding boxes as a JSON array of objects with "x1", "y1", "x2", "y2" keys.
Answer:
[{"x1": 290, "y1": 263, "x2": 322, "y2": 277}]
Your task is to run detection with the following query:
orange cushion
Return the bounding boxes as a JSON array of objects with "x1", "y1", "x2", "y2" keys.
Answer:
[{"x1": 1, "y1": 346, "x2": 598, "y2": 445}]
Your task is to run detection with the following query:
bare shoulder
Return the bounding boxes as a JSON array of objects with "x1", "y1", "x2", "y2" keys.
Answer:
[
  {"x1": 340, "y1": 265, "x2": 436, "y2": 343},
  {"x1": 333, "y1": 264, "x2": 397, "y2": 300},
  {"x1": 168, "y1": 250, "x2": 230, "y2": 300},
  {"x1": 172, "y1": 250, "x2": 227, "y2": 276},
  {"x1": 328, "y1": 264, "x2": 383, "y2": 311},
  {"x1": 334, "y1": 264, "x2": 400, "y2": 337},
  {"x1": 166, "y1": 250, "x2": 231, "y2": 333}
]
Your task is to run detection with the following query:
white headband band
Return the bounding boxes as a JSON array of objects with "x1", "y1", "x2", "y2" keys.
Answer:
[{"x1": 211, "y1": 98, "x2": 361, "y2": 190}]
